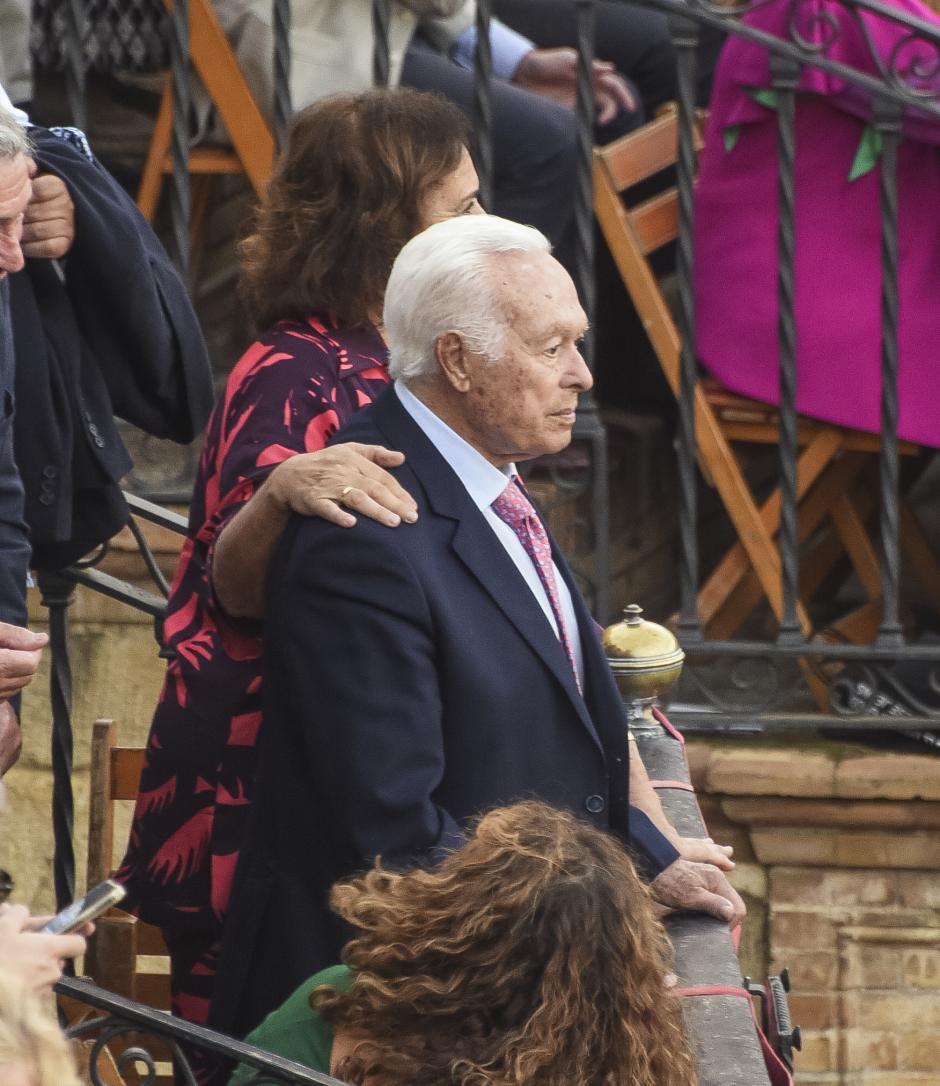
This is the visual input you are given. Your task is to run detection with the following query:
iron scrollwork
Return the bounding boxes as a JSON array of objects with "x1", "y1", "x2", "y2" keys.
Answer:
[
  {"x1": 674, "y1": 0, "x2": 940, "y2": 117},
  {"x1": 59, "y1": 976, "x2": 348, "y2": 1086}
]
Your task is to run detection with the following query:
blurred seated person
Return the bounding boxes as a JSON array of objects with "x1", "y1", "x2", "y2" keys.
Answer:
[
  {"x1": 492, "y1": 0, "x2": 726, "y2": 117},
  {"x1": 211, "y1": 0, "x2": 637, "y2": 268},
  {"x1": 229, "y1": 802, "x2": 697, "y2": 1086},
  {"x1": 0, "y1": 969, "x2": 81, "y2": 1086},
  {"x1": 695, "y1": 0, "x2": 940, "y2": 447}
]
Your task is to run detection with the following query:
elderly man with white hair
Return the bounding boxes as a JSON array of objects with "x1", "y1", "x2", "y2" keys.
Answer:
[
  {"x1": 210, "y1": 214, "x2": 745, "y2": 1042},
  {"x1": 0, "y1": 106, "x2": 48, "y2": 775}
]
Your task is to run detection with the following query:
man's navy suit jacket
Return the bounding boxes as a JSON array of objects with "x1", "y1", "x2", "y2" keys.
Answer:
[{"x1": 211, "y1": 385, "x2": 679, "y2": 1038}]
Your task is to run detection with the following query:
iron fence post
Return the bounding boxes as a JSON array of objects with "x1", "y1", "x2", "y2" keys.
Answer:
[
  {"x1": 63, "y1": 0, "x2": 87, "y2": 130},
  {"x1": 372, "y1": 0, "x2": 392, "y2": 87},
  {"x1": 168, "y1": 0, "x2": 191, "y2": 277},
  {"x1": 770, "y1": 53, "x2": 803, "y2": 645},
  {"x1": 873, "y1": 96, "x2": 904, "y2": 649},
  {"x1": 37, "y1": 571, "x2": 76, "y2": 916},
  {"x1": 273, "y1": 0, "x2": 292, "y2": 148},
  {"x1": 473, "y1": 0, "x2": 495, "y2": 209},
  {"x1": 668, "y1": 9, "x2": 702, "y2": 644}
]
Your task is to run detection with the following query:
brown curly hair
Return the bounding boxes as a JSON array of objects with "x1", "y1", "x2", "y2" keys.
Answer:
[
  {"x1": 312, "y1": 801, "x2": 698, "y2": 1086},
  {"x1": 239, "y1": 88, "x2": 471, "y2": 332}
]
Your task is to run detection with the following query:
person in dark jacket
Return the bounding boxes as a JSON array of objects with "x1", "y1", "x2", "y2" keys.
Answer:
[{"x1": 8, "y1": 118, "x2": 214, "y2": 572}]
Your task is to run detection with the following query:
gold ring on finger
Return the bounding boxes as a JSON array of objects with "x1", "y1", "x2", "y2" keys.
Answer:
[{"x1": 340, "y1": 486, "x2": 354, "y2": 499}]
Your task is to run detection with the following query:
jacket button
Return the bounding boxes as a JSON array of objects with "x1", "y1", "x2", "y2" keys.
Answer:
[
  {"x1": 42, "y1": 465, "x2": 57, "y2": 479},
  {"x1": 39, "y1": 492, "x2": 55, "y2": 506},
  {"x1": 584, "y1": 794, "x2": 606, "y2": 815}
]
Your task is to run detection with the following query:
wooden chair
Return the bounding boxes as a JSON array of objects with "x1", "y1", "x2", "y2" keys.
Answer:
[
  {"x1": 593, "y1": 111, "x2": 940, "y2": 654},
  {"x1": 82, "y1": 718, "x2": 173, "y2": 1086},
  {"x1": 136, "y1": 0, "x2": 276, "y2": 255}
]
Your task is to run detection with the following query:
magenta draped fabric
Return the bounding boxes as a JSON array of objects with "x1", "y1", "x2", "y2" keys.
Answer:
[{"x1": 694, "y1": 0, "x2": 940, "y2": 447}]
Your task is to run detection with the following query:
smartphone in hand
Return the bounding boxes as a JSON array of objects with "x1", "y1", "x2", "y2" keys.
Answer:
[{"x1": 41, "y1": 879, "x2": 126, "y2": 935}]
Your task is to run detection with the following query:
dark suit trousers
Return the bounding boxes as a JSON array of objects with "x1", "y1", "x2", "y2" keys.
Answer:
[{"x1": 492, "y1": 0, "x2": 726, "y2": 112}]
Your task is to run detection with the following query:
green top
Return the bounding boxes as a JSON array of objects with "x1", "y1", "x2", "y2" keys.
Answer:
[{"x1": 228, "y1": 964, "x2": 354, "y2": 1084}]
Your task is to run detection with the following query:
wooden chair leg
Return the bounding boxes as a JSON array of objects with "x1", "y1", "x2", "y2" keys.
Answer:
[
  {"x1": 705, "y1": 450, "x2": 868, "y2": 640},
  {"x1": 137, "y1": 75, "x2": 173, "y2": 221},
  {"x1": 900, "y1": 499, "x2": 940, "y2": 614},
  {"x1": 699, "y1": 431, "x2": 845, "y2": 633},
  {"x1": 830, "y1": 493, "x2": 883, "y2": 601},
  {"x1": 87, "y1": 719, "x2": 116, "y2": 890}
]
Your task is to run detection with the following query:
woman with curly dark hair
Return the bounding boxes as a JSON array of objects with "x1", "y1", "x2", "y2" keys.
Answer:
[
  {"x1": 230, "y1": 801, "x2": 698, "y2": 1086},
  {"x1": 119, "y1": 87, "x2": 481, "y2": 1039}
]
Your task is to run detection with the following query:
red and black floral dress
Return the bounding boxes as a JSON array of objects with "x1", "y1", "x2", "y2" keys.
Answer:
[{"x1": 118, "y1": 315, "x2": 390, "y2": 1025}]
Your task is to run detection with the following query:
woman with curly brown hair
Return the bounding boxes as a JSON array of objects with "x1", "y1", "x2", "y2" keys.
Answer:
[
  {"x1": 119, "y1": 87, "x2": 481, "y2": 1040},
  {"x1": 229, "y1": 801, "x2": 697, "y2": 1086}
]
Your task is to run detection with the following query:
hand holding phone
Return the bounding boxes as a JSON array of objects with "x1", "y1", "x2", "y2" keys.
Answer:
[{"x1": 41, "y1": 879, "x2": 126, "y2": 935}]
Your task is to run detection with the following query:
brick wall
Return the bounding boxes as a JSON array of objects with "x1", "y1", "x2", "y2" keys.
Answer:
[{"x1": 690, "y1": 739, "x2": 940, "y2": 1085}]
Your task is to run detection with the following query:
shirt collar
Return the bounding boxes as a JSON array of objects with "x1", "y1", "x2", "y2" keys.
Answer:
[{"x1": 394, "y1": 381, "x2": 514, "y2": 510}]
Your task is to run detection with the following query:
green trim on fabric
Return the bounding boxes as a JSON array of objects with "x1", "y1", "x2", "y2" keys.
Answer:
[
  {"x1": 848, "y1": 125, "x2": 884, "y2": 182},
  {"x1": 723, "y1": 124, "x2": 742, "y2": 153},
  {"x1": 744, "y1": 87, "x2": 780, "y2": 111}
]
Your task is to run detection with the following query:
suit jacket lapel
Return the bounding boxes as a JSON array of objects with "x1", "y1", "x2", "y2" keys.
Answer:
[{"x1": 367, "y1": 389, "x2": 604, "y2": 753}]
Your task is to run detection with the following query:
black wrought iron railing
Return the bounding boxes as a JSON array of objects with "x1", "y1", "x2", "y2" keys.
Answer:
[{"x1": 58, "y1": 974, "x2": 350, "y2": 1085}]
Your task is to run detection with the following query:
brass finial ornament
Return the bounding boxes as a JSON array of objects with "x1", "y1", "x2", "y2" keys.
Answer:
[{"x1": 603, "y1": 604, "x2": 685, "y2": 722}]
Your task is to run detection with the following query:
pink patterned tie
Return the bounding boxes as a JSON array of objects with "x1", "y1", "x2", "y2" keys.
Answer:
[{"x1": 491, "y1": 477, "x2": 581, "y2": 690}]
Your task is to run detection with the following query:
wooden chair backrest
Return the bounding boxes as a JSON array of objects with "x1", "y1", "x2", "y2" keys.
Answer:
[
  {"x1": 85, "y1": 719, "x2": 171, "y2": 1009},
  {"x1": 592, "y1": 110, "x2": 702, "y2": 399}
]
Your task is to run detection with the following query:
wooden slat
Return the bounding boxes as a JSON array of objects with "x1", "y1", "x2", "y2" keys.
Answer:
[
  {"x1": 136, "y1": 971, "x2": 173, "y2": 1010},
  {"x1": 160, "y1": 147, "x2": 243, "y2": 174},
  {"x1": 627, "y1": 189, "x2": 678, "y2": 256},
  {"x1": 87, "y1": 720, "x2": 115, "y2": 888},
  {"x1": 84, "y1": 912, "x2": 138, "y2": 998},
  {"x1": 597, "y1": 108, "x2": 703, "y2": 191},
  {"x1": 111, "y1": 748, "x2": 146, "y2": 800},
  {"x1": 136, "y1": 922, "x2": 170, "y2": 956}
]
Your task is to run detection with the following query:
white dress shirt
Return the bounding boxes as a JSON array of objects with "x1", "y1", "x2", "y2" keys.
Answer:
[{"x1": 395, "y1": 381, "x2": 584, "y2": 683}]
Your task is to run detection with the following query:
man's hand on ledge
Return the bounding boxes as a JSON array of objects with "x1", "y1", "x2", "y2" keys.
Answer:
[
  {"x1": 651, "y1": 858, "x2": 746, "y2": 927},
  {"x1": 678, "y1": 835, "x2": 735, "y2": 871}
]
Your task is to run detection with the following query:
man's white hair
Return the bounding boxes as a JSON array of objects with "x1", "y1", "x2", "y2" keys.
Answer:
[
  {"x1": 384, "y1": 215, "x2": 552, "y2": 382},
  {"x1": 0, "y1": 107, "x2": 29, "y2": 161}
]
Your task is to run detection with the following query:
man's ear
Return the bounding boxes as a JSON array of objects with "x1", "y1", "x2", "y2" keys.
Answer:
[{"x1": 435, "y1": 331, "x2": 472, "y2": 393}]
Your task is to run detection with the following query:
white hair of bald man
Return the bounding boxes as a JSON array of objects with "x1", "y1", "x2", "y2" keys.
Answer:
[
  {"x1": 384, "y1": 214, "x2": 552, "y2": 382},
  {"x1": 0, "y1": 106, "x2": 29, "y2": 161}
]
